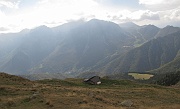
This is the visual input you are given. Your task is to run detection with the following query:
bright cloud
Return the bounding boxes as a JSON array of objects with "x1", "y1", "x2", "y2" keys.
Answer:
[
  {"x1": 0, "y1": 0, "x2": 100, "y2": 33},
  {"x1": 35, "y1": 0, "x2": 98, "y2": 22},
  {"x1": 139, "y1": 0, "x2": 163, "y2": 5},
  {"x1": 0, "y1": 0, "x2": 19, "y2": 8},
  {"x1": 0, "y1": 0, "x2": 180, "y2": 33},
  {"x1": 139, "y1": 0, "x2": 180, "y2": 10},
  {"x1": 109, "y1": 10, "x2": 159, "y2": 23}
]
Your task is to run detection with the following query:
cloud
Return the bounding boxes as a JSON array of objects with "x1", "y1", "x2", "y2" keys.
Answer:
[
  {"x1": 0, "y1": 9, "x2": 4, "y2": 16},
  {"x1": 159, "y1": 7, "x2": 180, "y2": 21},
  {"x1": 140, "y1": 10, "x2": 159, "y2": 20},
  {"x1": 0, "y1": 0, "x2": 100, "y2": 33},
  {"x1": 0, "y1": 27, "x2": 9, "y2": 31},
  {"x1": 0, "y1": 8, "x2": 24, "y2": 33},
  {"x1": 0, "y1": 0, "x2": 20, "y2": 8},
  {"x1": 137, "y1": 0, "x2": 180, "y2": 27},
  {"x1": 139, "y1": 0, "x2": 180, "y2": 10},
  {"x1": 0, "y1": 10, "x2": 6, "y2": 25},
  {"x1": 171, "y1": 9, "x2": 180, "y2": 20},
  {"x1": 34, "y1": 0, "x2": 98, "y2": 23},
  {"x1": 0, "y1": 0, "x2": 180, "y2": 33},
  {"x1": 139, "y1": 0, "x2": 163, "y2": 5},
  {"x1": 109, "y1": 10, "x2": 159, "y2": 23}
]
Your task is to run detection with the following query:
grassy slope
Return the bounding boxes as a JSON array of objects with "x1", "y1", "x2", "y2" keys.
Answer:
[
  {"x1": 151, "y1": 55, "x2": 180, "y2": 73},
  {"x1": 0, "y1": 73, "x2": 180, "y2": 109}
]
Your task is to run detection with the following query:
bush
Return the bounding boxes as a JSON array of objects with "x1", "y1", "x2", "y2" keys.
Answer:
[{"x1": 155, "y1": 71, "x2": 180, "y2": 86}]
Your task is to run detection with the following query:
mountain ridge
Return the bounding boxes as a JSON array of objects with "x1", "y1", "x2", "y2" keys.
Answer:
[
  {"x1": 0, "y1": 19, "x2": 180, "y2": 77},
  {"x1": 100, "y1": 31, "x2": 180, "y2": 74}
]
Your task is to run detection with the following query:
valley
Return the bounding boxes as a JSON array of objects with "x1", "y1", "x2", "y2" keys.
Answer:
[
  {"x1": 1, "y1": 1, "x2": 180, "y2": 109},
  {"x1": 0, "y1": 19, "x2": 180, "y2": 109},
  {"x1": 0, "y1": 19, "x2": 180, "y2": 79}
]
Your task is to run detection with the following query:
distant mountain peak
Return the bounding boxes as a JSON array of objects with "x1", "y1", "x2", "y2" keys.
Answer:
[
  {"x1": 119, "y1": 22, "x2": 139, "y2": 28},
  {"x1": 85, "y1": 19, "x2": 120, "y2": 30},
  {"x1": 141, "y1": 24, "x2": 159, "y2": 29},
  {"x1": 35, "y1": 25, "x2": 50, "y2": 30},
  {"x1": 155, "y1": 25, "x2": 180, "y2": 38},
  {"x1": 19, "y1": 28, "x2": 30, "y2": 33},
  {"x1": 87, "y1": 19, "x2": 109, "y2": 25},
  {"x1": 163, "y1": 25, "x2": 179, "y2": 29},
  {"x1": 88, "y1": 19, "x2": 105, "y2": 22},
  {"x1": 165, "y1": 25, "x2": 174, "y2": 27},
  {"x1": 30, "y1": 25, "x2": 52, "y2": 33}
]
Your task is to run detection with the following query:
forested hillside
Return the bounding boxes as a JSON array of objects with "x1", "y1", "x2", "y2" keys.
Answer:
[
  {"x1": 0, "y1": 19, "x2": 180, "y2": 78},
  {"x1": 101, "y1": 31, "x2": 180, "y2": 73}
]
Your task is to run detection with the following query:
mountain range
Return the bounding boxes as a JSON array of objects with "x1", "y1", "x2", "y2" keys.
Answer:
[{"x1": 0, "y1": 19, "x2": 180, "y2": 78}]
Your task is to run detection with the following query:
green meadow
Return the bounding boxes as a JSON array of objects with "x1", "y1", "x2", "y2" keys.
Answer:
[{"x1": 128, "y1": 73, "x2": 154, "y2": 80}]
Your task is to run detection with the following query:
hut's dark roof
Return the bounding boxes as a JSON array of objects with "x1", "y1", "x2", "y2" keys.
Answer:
[
  {"x1": 84, "y1": 76, "x2": 101, "y2": 84},
  {"x1": 88, "y1": 76, "x2": 100, "y2": 82}
]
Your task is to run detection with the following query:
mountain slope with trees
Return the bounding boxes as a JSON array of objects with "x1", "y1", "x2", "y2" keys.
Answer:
[
  {"x1": 101, "y1": 31, "x2": 180, "y2": 74},
  {"x1": 0, "y1": 19, "x2": 180, "y2": 77},
  {"x1": 30, "y1": 19, "x2": 135, "y2": 74}
]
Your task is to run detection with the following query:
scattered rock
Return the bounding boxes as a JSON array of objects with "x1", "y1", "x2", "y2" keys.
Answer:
[
  {"x1": 6, "y1": 100, "x2": 16, "y2": 107},
  {"x1": 88, "y1": 92, "x2": 94, "y2": 97},
  {"x1": 29, "y1": 93, "x2": 38, "y2": 99},
  {"x1": 46, "y1": 101, "x2": 50, "y2": 105},
  {"x1": 49, "y1": 104, "x2": 54, "y2": 107},
  {"x1": 121, "y1": 100, "x2": 133, "y2": 107},
  {"x1": 78, "y1": 100, "x2": 88, "y2": 104}
]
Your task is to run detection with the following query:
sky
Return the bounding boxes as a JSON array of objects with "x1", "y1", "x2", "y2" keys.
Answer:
[{"x1": 0, "y1": 0, "x2": 180, "y2": 33}]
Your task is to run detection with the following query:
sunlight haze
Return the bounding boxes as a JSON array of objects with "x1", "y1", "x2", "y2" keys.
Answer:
[{"x1": 0, "y1": 0, "x2": 180, "y2": 33}]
